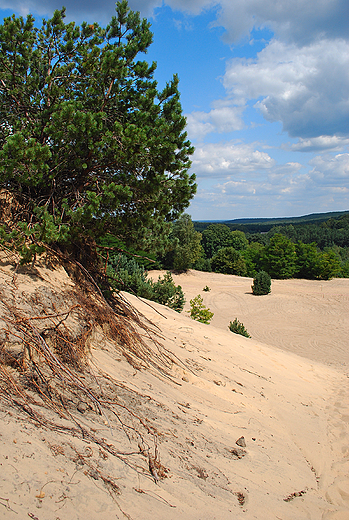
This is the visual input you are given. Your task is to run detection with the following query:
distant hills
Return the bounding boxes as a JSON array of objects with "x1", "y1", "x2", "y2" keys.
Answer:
[
  {"x1": 223, "y1": 210, "x2": 349, "y2": 226},
  {"x1": 194, "y1": 210, "x2": 349, "y2": 233}
]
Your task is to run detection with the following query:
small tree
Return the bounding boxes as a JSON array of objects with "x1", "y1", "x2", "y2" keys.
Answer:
[
  {"x1": 229, "y1": 319, "x2": 250, "y2": 338},
  {"x1": 317, "y1": 249, "x2": 342, "y2": 280},
  {"x1": 201, "y1": 223, "x2": 233, "y2": 258},
  {"x1": 188, "y1": 295, "x2": 214, "y2": 324},
  {"x1": 294, "y1": 241, "x2": 322, "y2": 279},
  {"x1": 108, "y1": 255, "x2": 185, "y2": 311},
  {"x1": 151, "y1": 272, "x2": 185, "y2": 312},
  {"x1": 230, "y1": 230, "x2": 248, "y2": 251},
  {"x1": 193, "y1": 256, "x2": 212, "y2": 272},
  {"x1": 241, "y1": 241, "x2": 264, "y2": 277},
  {"x1": 252, "y1": 270, "x2": 271, "y2": 295}
]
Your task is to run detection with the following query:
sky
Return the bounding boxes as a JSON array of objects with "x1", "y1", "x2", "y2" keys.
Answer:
[{"x1": 1, "y1": 0, "x2": 349, "y2": 220}]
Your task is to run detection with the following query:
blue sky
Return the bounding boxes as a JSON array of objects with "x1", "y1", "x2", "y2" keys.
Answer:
[{"x1": 1, "y1": 0, "x2": 348, "y2": 220}]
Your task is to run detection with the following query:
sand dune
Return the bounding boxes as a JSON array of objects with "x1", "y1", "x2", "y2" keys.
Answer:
[
  {"x1": 150, "y1": 270, "x2": 349, "y2": 370},
  {"x1": 1, "y1": 266, "x2": 349, "y2": 519}
]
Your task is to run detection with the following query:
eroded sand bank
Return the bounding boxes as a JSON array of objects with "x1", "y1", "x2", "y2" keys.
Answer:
[{"x1": 1, "y1": 266, "x2": 348, "y2": 519}]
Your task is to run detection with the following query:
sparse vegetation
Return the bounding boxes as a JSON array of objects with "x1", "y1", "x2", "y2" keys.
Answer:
[
  {"x1": 108, "y1": 254, "x2": 185, "y2": 312},
  {"x1": 189, "y1": 295, "x2": 214, "y2": 324},
  {"x1": 229, "y1": 318, "x2": 251, "y2": 338},
  {"x1": 203, "y1": 285, "x2": 210, "y2": 292}
]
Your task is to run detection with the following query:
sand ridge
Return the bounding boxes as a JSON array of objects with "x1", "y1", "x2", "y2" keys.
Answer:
[{"x1": 0, "y1": 266, "x2": 348, "y2": 519}]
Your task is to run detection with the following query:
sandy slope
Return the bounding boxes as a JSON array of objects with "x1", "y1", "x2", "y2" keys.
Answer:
[
  {"x1": 1, "y1": 266, "x2": 349, "y2": 520},
  {"x1": 149, "y1": 270, "x2": 349, "y2": 370}
]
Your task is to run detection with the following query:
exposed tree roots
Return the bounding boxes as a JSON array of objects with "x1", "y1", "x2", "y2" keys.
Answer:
[{"x1": 0, "y1": 247, "x2": 174, "y2": 498}]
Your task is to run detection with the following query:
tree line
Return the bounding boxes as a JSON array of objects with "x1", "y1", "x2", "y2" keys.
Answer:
[{"x1": 154, "y1": 214, "x2": 349, "y2": 280}]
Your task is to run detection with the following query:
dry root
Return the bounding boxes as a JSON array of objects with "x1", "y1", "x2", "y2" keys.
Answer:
[{"x1": 0, "y1": 247, "x2": 174, "y2": 493}]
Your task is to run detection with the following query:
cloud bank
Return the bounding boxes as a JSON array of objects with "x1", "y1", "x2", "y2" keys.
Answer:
[{"x1": 223, "y1": 39, "x2": 349, "y2": 139}]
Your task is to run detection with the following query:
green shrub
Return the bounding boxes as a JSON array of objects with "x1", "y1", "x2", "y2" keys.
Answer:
[
  {"x1": 188, "y1": 295, "x2": 214, "y2": 324},
  {"x1": 151, "y1": 272, "x2": 185, "y2": 312},
  {"x1": 229, "y1": 319, "x2": 251, "y2": 338},
  {"x1": 194, "y1": 257, "x2": 212, "y2": 272},
  {"x1": 108, "y1": 254, "x2": 185, "y2": 312},
  {"x1": 252, "y1": 270, "x2": 271, "y2": 295},
  {"x1": 107, "y1": 254, "x2": 153, "y2": 299},
  {"x1": 202, "y1": 285, "x2": 210, "y2": 292}
]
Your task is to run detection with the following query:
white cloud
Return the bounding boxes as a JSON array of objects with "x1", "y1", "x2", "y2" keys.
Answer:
[
  {"x1": 186, "y1": 114, "x2": 215, "y2": 141},
  {"x1": 223, "y1": 39, "x2": 349, "y2": 139},
  {"x1": 189, "y1": 169, "x2": 311, "y2": 219},
  {"x1": 0, "y1": 0, "x2": 163, "y2": 22},
  {"x1": 309, "y1": 153, "x2": 349, "y2": 184},
  {"x1": 169, "y1": 0, "x2": 349, "y2": 45},
  {"x1": 6, "y1": 0, "x2": 348, "y2": 44},
  {"x1": 187, "y1": 141, "x2": 349, "y2": 219},
  {"x1": 186, "y1": 101, "x2": 244, "y2": 140},
  {"x1": 285, "y1": 136, "x2": 349, "y2": 153},
  {"x1": 167, "y1": 0, "x2": 216, "y2": 16},
  {"x1": 189, "y1": 141, "x2": 349, "y2": 219},
  {"x1": 189, "y1": 160, "x2": 349, "y2": 219},
  {"x1": 192, "y1": 141, "x2": 275, "y2": 177}
]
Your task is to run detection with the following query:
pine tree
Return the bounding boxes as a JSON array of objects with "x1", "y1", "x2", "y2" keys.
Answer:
[{"x1": 0, "y1": 1, "x2": 196, "y2": 263}]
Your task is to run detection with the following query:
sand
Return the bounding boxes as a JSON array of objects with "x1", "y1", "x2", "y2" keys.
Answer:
[
  {"x1": 1, "y1": 265, "x2": 349, "y2": 520},
  {"x1": 149, "y1": 270, "x2": 349, "y2": 370}
]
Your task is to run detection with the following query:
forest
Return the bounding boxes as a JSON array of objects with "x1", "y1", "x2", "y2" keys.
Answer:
[
  {"x1": 106, "y1": 212, "x2": 349, "y2": 303},
  {"x1": 192, "y1": 211, "x2": 349, "y2": 279}
]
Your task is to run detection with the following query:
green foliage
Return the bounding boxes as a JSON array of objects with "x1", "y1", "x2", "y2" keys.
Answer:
[
  {"x1": 230, "y1": 230, "x2": 248, "y2": 250},
  {"x1": 229, "y1": 318, "x2": 251, "y2": 338},
  {"x1": 316, "y1": 249, "x2": 342, "y2": 280},
  {"x1": 263, "y1": 234, "x2": 296, "y2": 279},
  {"x1": 241, "y1": 242, "x2": 264, "y2": 277},
  {"x1": 267, "y1": 217, "x2": 349, "y2": 249},
  {"x1": 294, "y1": 242, "x2": 322, "y2": 279},
  {"x1": 338, "y1": 247, "x2": 349, "y2": 277},
  {"x1": 0, "y1": 2, "x2": 196, "y2": 263},
  {"x1": 294, "y1": 241, "x2": 342, "y2": 280},
  {"x1": 188, "y1": 295, "x2": 214, "y2": 324},
  {"x1": 201, "y1": 224, "x2": 233, "y2": 258},
  {"x1": 171, "y1": 214, "x2": 202, "y2": 272},
  {"x1": 193, "y1": 256, "x2": 212, "y2": 272},
  {"x1": 108, "y1": 254, "x2": 185, "y2": 311},
  {"x1": 107, "y1": 253, "x2": 154, "y2": 299},
  {"x1": 202, "y1": 285, "x2": 210, "y2": 292},
  {"x1": 194, "y1": 214, "x2": 349, "y2": 280},
  {"x1": 151, "y1": 272, "x2": 185, "y2": 312},
  {"x1": 211, "y1": 247, "x2": 247, "y2": 276},
  {"x1": 251, "y1": 271, "x2": 271, "y2": 295},
  {"x1": 99, "y1": 234, "x2": 159, "y2": 271}
]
